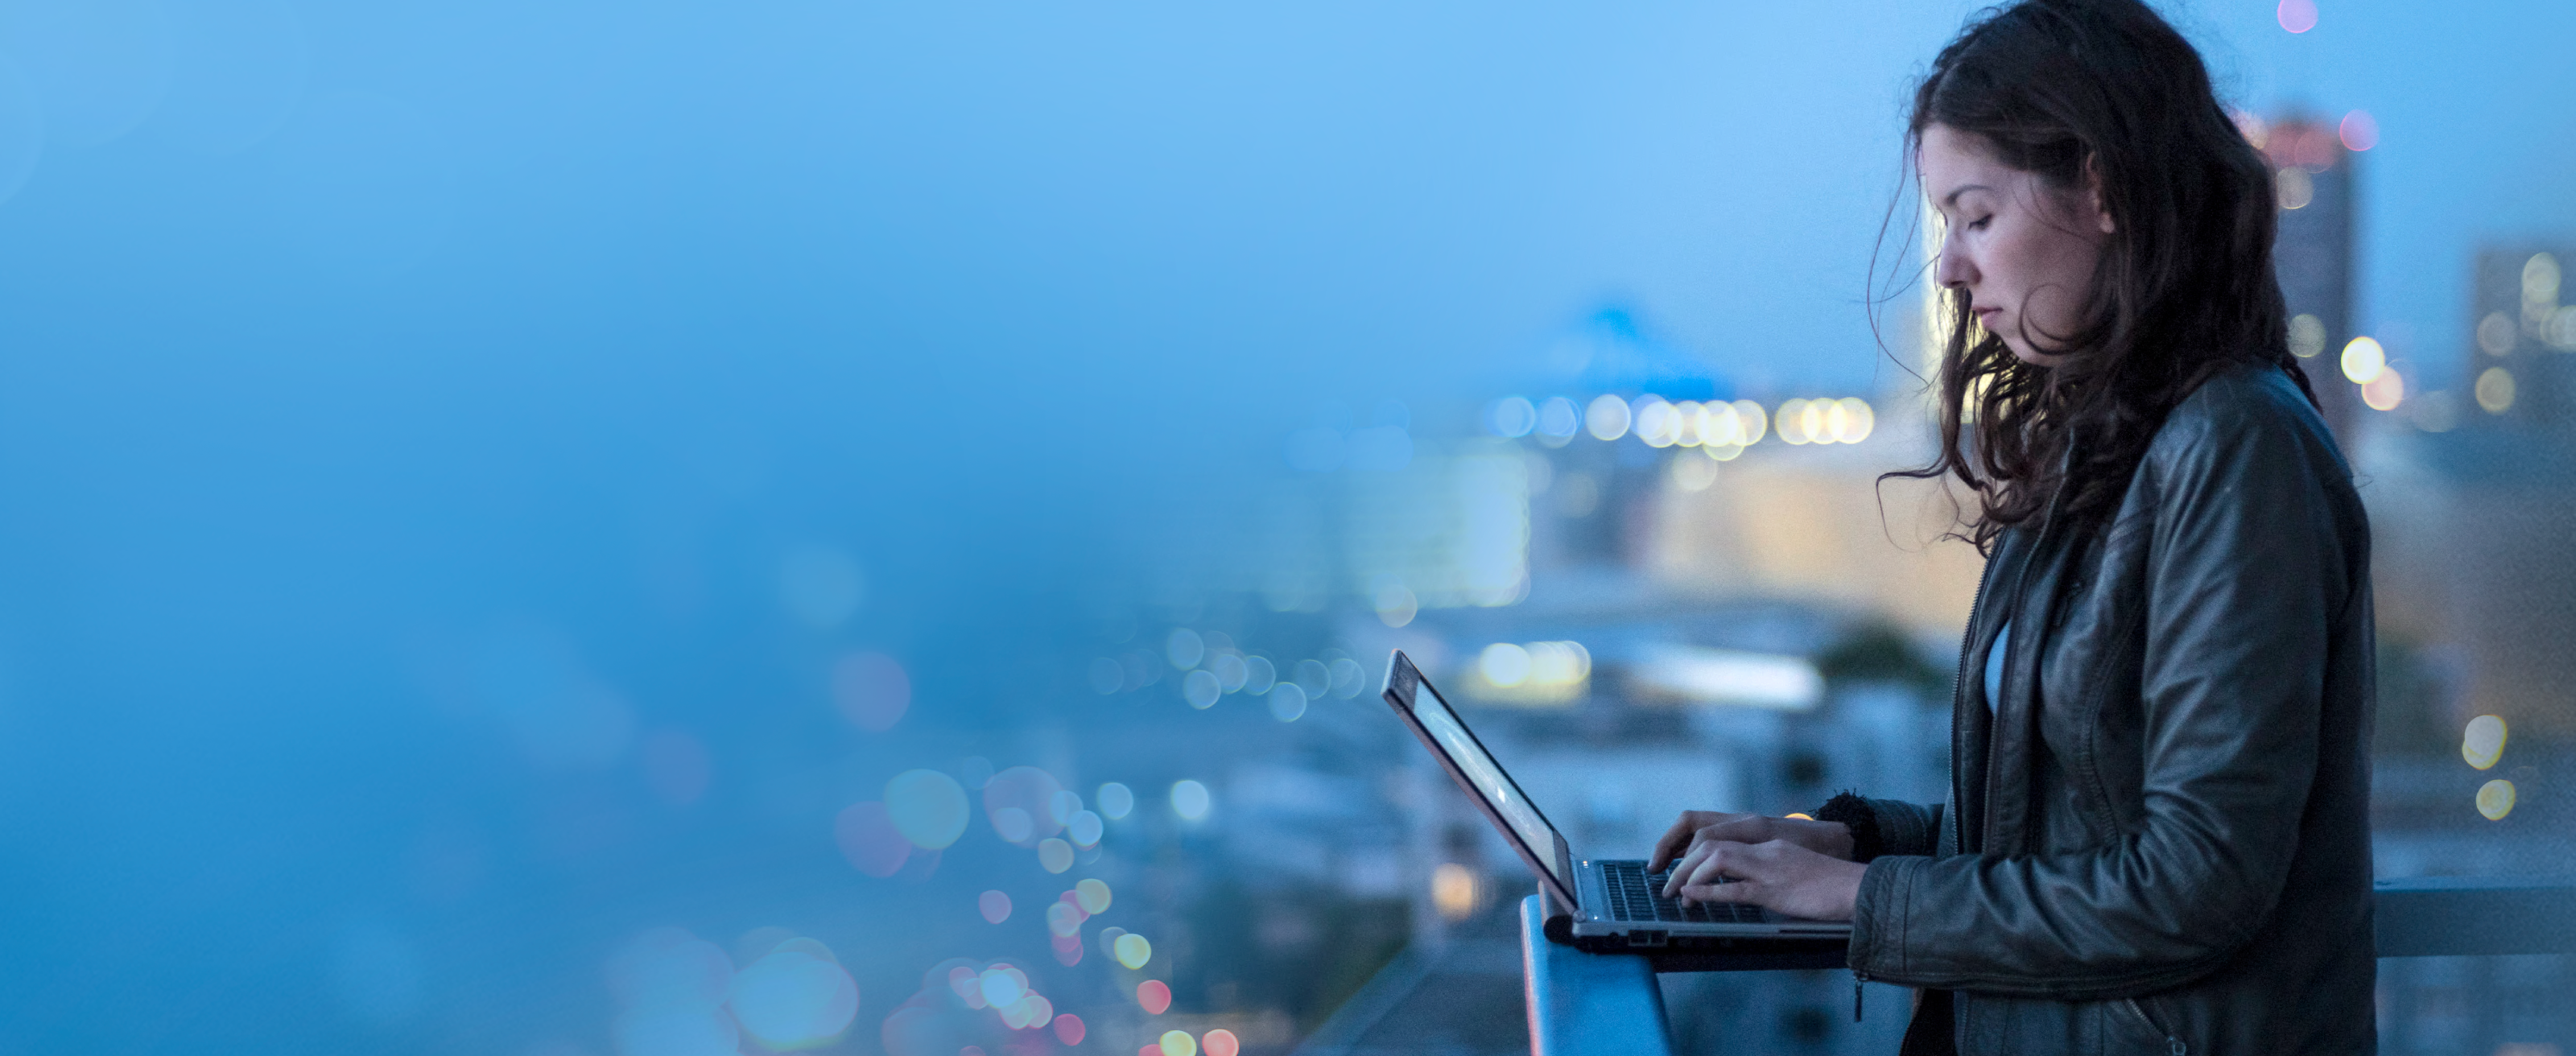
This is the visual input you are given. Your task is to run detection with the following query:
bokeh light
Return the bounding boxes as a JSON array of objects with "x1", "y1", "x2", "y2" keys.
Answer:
[
  {"x1": 1479, "y1": 643, "x2": 1533, "y2": 687},
  {"x1": 1089, "y1": 657, "x2": 1125, "y2": 695},
  {"x1": 1584, "y1": 394, "x2": 1631, "y2": 440},
  {"x1": 1633, "y1": 397, "x2": 1678, "y2": 448},
  {"x1": 1096, "y1": 782, "x2": 1135, "y2": 820},
  {"x1": 1046, "y1": 900, "x2": 1084, "y2": 937},
  {"x1": 1160, "y1": 1029, "x2": 1197, "y2": 1056},
  {"x1": 1166, "y1": 629, "x2": 1204, "y2": 670},
  {"x1": 885, "y1": 769, "x2": 970, "y2": 850},
  {"x1": 1242, "y1": 655, "x2": 1276, "y2": 695},
  {"x1": 1431, "y1": 862, "x2": 1477, "y2": 921},
  {"x1": 1067, "y1": 809, "x2": 1104, "y2": 847},
  {"x1": 2289, "y1": 313, "x2": 2327, "y2": 357},
  {"x1": 1075, "y1": 878, "x2": 1113, "y2": 914},
  {"x1": 833, "y1": 802, "x2": 911, "y2": 877},
  {"x1": 2477, "y1": 367, "x2": 2516, "y2": 414},
  {"x1": 1137, "y1": 980, "x2": 1172, "y2": 1015},
  {"x1": 1267, "y1": 683, "x2": 1308, "y2": 722},
  {"x1": 1373, "y1": 579, "x2": 1418, "y2": 628},
  {"x1": 2362, "y1": 369, "x2": 2404, "y2": 411},
  {"x1": 1670, "y1": 452, "x2": 1720, "y2": 490},
  {"x1": 2339, "y1": 109, "x2": 2378, "y2": 151},
  {"x1": 1208, "y1": 652, "x2": 1249, "y2": 693},
  {"x1": 2339, "y1": 336, "x2": 2385, "y2": 384},
  {"x1": 1170, "y1": 780, "x2": 1212, "y2": 821},
  {"x1": 2477, "y1": 779, "x2": 2517, "y2": 821},
  {"x1": 1329, "y1": 658, "x2": 1366, "y2": 696},
  {"x1": 2463, "y1": 715, "x2": 2508, "y2": 770},
  {"x1": 1488, "y1": 396, "x2": 1537, "y2": 438},
  {"x1": 2277, "y1": 0, "x2": 2317, "y2": 33},
  {"x1": 831, "y1": 651, "x2": 911, "y2": 732},
  {"x1": 2277, "y1": 167, "x2": 2314, "y2": 210},
  {"x1": 979, "y1": 967, "x2": 1026, "y2": 1009},
  {"x1": 608, "y1": 927, "x2": 733, "y2": 1011},
  {"x1": 1292, "y1": 658, "x2": 1331, "y2": 697},
  {"x1": 1182, "y1": 669, "x2": 1221, "y2": 708},
  {"x1": 1053, "y1": 1014, "x2": 1086, "y2": 1046},
  {"x1": 979, "y1": 890, "x2": 1012, "y2": 924},
  {"x1": 1115, "y1": 932, "x2": 1153, "y2": 970},
  {"x1": 1038, "y1": 837, "x2": 1075, "y2": 873},
  {"x1": 947, "y1": 966, "x2": 985, "y2": 1009},
  {"x1": 729, "y1": 948, "x2": 859, "y2": 1050},
  {"x1": 1203, "y1": 1029, "x2": 1242, "y2": 1056},
  {"x1": 1732, "y1": 400, "x2": 1768, "y2": 444},
  {"x1": 1536, "y1": 396, "x2": 1580, "y2": 446},
  {"x1": 984, "y1": 766, "x2": 1067, "y2": 847},
  {"x1": 1776, "y1": 399, "x2": 1810, "y2": 444},
  {"x1": 2479, "y1": 311, "x2": 2517, "y2": 355},
  {"x1": 2232, "y1": 109, "x2": 2269, "y2": 149},
  {"x1": 1831, "y1": 398, "x2": 1874, "y2": 442}
]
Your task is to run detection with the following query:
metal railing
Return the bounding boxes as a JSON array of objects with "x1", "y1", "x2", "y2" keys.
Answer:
[{"x1": 1520, "y1": 877, "x2": 2576, "y2": 1056}]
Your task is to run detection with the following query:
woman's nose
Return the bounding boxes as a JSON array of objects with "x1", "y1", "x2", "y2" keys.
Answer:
[{"x1": 1934, "y1": 241, "x2": 1975, "y2": 291}]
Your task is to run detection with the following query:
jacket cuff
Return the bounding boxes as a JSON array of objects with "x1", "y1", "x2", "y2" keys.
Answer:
[
  {"x1": 1866, "y1": 798, "x2": 1942, "y2": 858},
  {"x1": 1847, "y1": 854, "x2": 1922, "y2": 977}
]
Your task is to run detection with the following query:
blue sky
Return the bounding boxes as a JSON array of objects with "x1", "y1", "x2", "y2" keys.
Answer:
[{"x1": 4, "y1": 1, "x2": 2568, "y2": 409}]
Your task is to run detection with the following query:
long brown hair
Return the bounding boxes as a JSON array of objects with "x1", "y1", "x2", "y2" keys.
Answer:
[{"x1": 1887, "y1": 0, "x2": 2316, "y2": 552}]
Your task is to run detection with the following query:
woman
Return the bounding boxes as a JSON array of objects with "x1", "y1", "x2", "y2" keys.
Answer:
[{"x1": 1645, "y1": 2, "x2": 2376, "y2": 1052}]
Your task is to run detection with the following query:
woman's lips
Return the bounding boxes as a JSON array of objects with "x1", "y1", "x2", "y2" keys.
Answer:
[{"x1": 1973, "y1": 307, "x2": 2001, "y2": 327}]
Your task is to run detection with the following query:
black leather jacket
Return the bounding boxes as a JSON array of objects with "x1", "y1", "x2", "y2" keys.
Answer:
[{"x1": 1844, "y1": 365, "x2": 2377, "y2": 1054}]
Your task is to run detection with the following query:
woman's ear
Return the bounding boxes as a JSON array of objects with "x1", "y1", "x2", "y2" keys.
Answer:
[{"x1": 2084, "y1": 155, "x2": 2116, "y2": 235}]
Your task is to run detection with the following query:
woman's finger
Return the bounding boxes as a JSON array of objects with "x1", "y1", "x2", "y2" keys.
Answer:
[
  {"x1": 1681, "y1": 875, "x2": 1765, "y2": 904},
  {"x1": 1678, "y1": 840, "x2": 1744, "y2": 893},
  {"x1": 1661, "y1": 841, "x2": 1712, "y2": 896},
  {"x1": 1649, "y1": 815, "x2": 1700, "y2": 870}
]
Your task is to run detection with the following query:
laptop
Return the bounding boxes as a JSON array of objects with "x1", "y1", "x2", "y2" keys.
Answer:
[{"x1": 1381, "y1": 649, "x2": 1852, "y2": 950}]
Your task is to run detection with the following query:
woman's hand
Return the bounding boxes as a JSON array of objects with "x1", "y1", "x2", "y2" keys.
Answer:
[
  {"x1": 1649, "y1": 811, "x2": 1856, "y2": 881},
  {"x1": 1665, "y1": 838, "x2": 1868, "y2": 922}
]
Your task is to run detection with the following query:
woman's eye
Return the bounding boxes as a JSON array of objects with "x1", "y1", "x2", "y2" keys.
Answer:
[{"x1": 1968, "y1": 216, "x2": 1993, "y2": 231}]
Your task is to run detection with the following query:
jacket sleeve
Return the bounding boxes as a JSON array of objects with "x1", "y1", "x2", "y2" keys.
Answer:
[
  {"x1": 1844, "y1": 402, "x2": 2355, "y2": 998},
  {"x1": 1860, "y1": 798, "x2": 1943, "y2": 859}
]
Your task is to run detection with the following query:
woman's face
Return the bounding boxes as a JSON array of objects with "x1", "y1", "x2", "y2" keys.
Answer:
[{"x1": 1920, "y1": 124, "x2": 2116, "y2": 365}]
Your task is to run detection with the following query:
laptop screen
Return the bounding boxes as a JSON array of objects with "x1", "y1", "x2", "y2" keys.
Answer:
[{"x1": 1393, "y1": 655, "x2": 1571, "y2": 893}]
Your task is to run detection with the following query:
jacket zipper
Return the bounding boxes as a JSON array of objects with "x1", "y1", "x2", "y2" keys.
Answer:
[{"x1": 2121, "y1": 996, "x2": 2186, "y2": 1055}]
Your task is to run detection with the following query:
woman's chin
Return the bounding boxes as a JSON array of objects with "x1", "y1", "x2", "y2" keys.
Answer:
[{"x1": 2004, "y1": 341, "x2": 2063, "y2": 369}]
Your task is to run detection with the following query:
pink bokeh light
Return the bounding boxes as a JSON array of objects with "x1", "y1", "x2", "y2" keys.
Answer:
[
  {"x1": 832, "y1": 651, "x2": 912, "y2": 732},
  {"x1": 834, "y1": 802, "x2": 911, "y2": 877}
]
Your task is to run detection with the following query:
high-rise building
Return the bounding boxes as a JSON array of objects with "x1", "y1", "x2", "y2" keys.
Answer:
[
  {"x1": 2462, "y1": 247, "x2": 2576, "y2": 431},
  {"x1": 2262, "y1": 115, "x2": 2364, "y2": 439}
]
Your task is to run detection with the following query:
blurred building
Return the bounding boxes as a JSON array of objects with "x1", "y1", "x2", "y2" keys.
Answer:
[
  {"x1": 2404, "y1": 246, "x2": 2576, "y2": 745},
  {"x1": 2262, "y1": 114, "x2": 2366, "y2": 439},
  {"x1": 2462, "y1": 247, "x2": 2576, "y2": 431}
]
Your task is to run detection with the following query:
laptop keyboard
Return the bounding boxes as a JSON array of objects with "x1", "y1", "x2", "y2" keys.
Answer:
[{"x1": 1602, "y1": 860, "x2": 1771, "y2": 925}]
